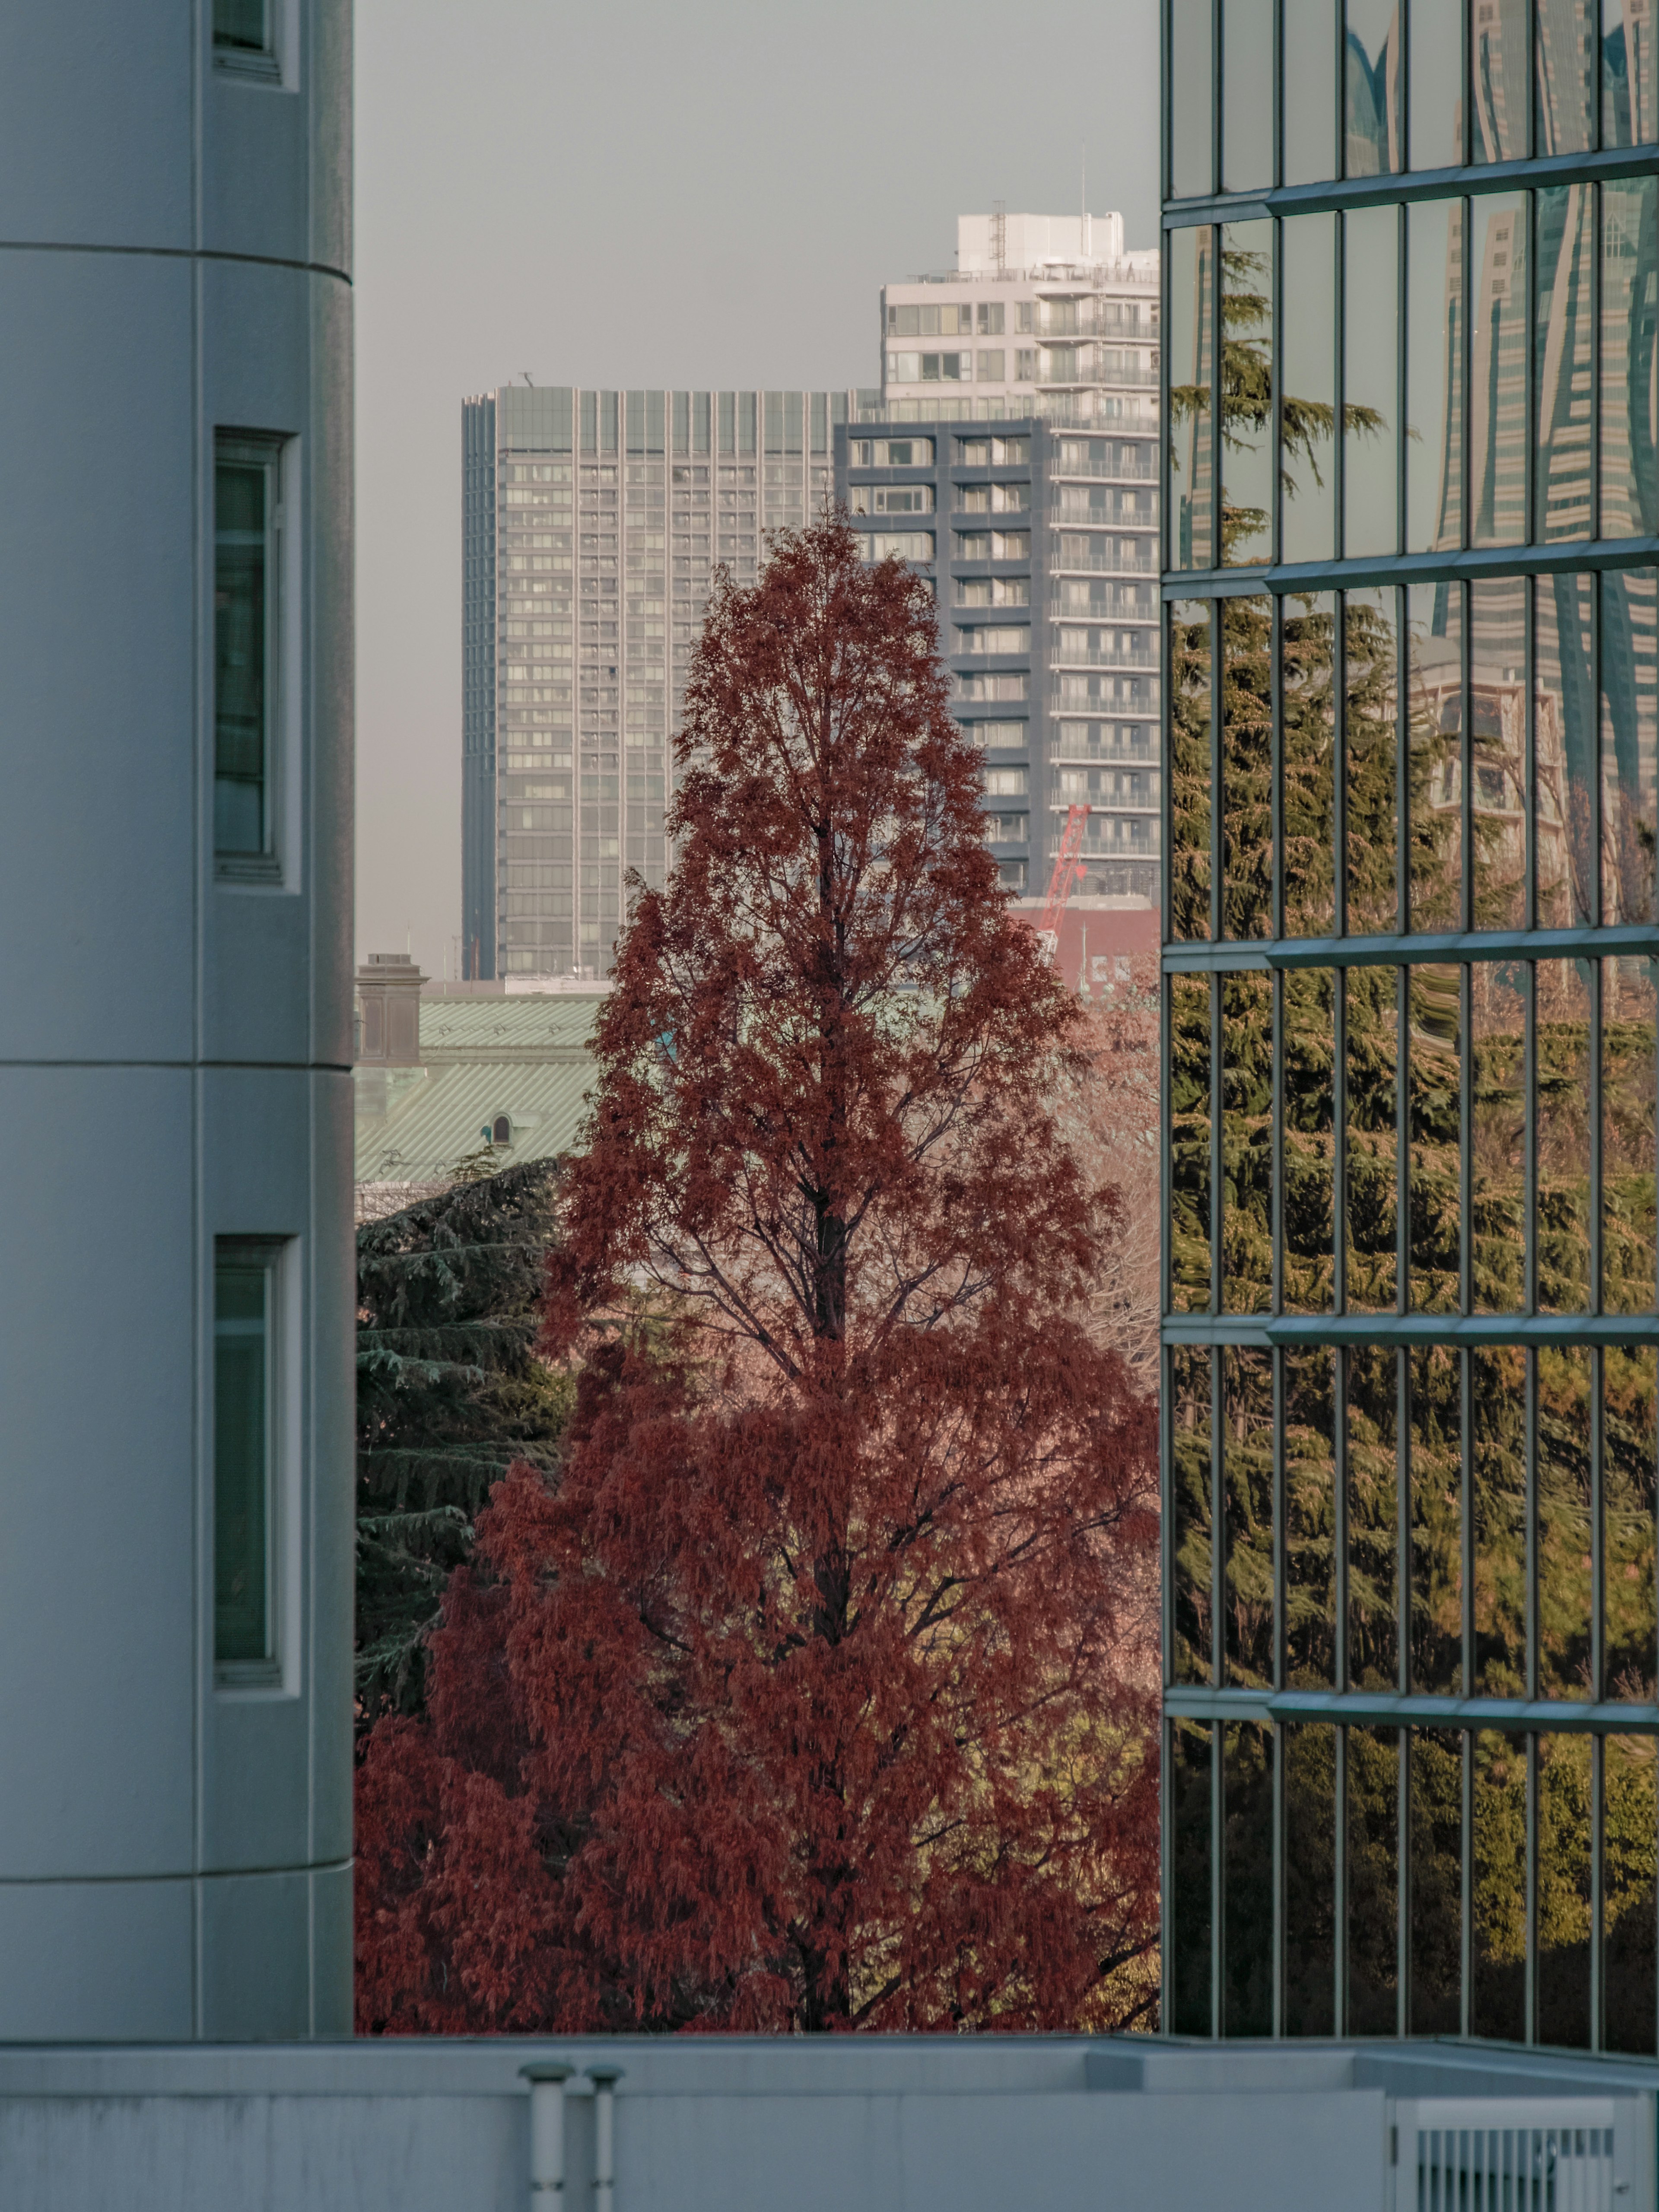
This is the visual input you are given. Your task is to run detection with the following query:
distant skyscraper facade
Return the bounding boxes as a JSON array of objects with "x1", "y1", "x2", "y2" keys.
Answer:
[
  {"x1": 462, "y1": 388, "x2": 848, "y2": 978},
  {"x1": 1163, "y1": 0, "x2": 1659, "y2": 2051}
]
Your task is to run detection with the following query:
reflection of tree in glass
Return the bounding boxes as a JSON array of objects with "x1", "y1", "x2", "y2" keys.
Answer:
[
  {"x1": 1283, "y1": 967, "x2": 1336, "y2": 1310},
  {"x1": 1345, "y1": 1725, "x2": 1400, "y2": 2034},
  {"x1": 1223, "y1": 1348, "x2": 1274, "y2": 1685},
  {"x1": 1471, "y1": 1345, "x2": 1527, "y2": 1697},
  {"x1": 1347, "y1": 1347, "x2": 1398, "y2": 1691},
  {"x1": 1170, "y1": 1347, "x2": 1212, "y2": 1684},
  {"x1": 1471, "y1": 1731, "x2": 1527, "y2": 2038},
  {"x1": 1603, "y1": 1734, "x2": 1658, "y2": 2055},
  {"x1": 1345, "y1": 966, "x2": 1399, "y2": 1309},
  {"x1": 1407, "y1": 967, "x2": 1461, "y2": 1315},
  {"x1": 1220, "y1": 973, "x2": 1272, "y2": 1312},
  {"x1": 1470, "y1": 965, "x2": 1526, "y2": 1312},
  {"x1": 1168, "y1": 975, "x2": 1212, "y2": 1312},
  {"x1": 1168, "y1": 609, "x2": 1212, "y2": 942},
  {"x1": 1538, "y1": 1348, "x2": 1594, "y2": 1699},
  {"x1": 1409, "y1": 1344, "x2": 1462, "y2": 1696},
  {"x1": 1605, "y1": 1348, "x2": 1659, "y2": 1700},
  {"x1": 1284, "y1": 1353, "x2": 1338, "y2": 1688},
  {"x1": 1409, "y1": 1729, "x2": 1463, "y2": 2034}
]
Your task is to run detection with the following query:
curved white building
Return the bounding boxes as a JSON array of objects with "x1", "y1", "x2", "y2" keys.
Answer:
[{"x1": 0, "y1": 1, "x2": 354, "y2": 2037}]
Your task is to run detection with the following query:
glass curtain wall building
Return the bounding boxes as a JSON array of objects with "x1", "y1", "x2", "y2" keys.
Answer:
[
  {"x1": 1161, "y1": 0, "x2": 1659, "y2": 2047},
  {"x1": 462, "y1": 387, "x2": 844, "y2": 979}
]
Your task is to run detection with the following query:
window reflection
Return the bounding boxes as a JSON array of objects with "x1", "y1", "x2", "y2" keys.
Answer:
[
  {"x1": 1603, "y1": 1733, "x2": 1659, "y2": 2053},
  {"x1": 1410, "y1": 1344, "x2": 1464, "y2": 1693},
  {"x1": 1170, "y1": 0, "x2": 1215, "y2": 196},
  {"x1": 1170, "y1": 1718, "x2": 1214, "y2": 2034},
  {"x1": 1169, "y1": 228, "x2": 1214, "y2": 571},
  {"x1": 1602, "y1": 0, "x2": 1657, "y2": 143},
  {"x1": 1222, "y1": 595, "x2": 1273, "y2": 936},
  {"x1": 1344, "y1": 207, "x2": 1400, "y2": 557},
  {"x1": 1537, "y1": 0, "x2": 1599, "y2": 151},
  {"x1": 1406, "y1": 199, "x2": 1464, "y2": 553},
  {"x1": 1283, "y1": 1723, "x2": 1337, "y2": 2032},
  {"x1": 1170, "y1": 976, "x2": 1215, "y2": 1310},
  {"x1": 1537, "y1": 957, "x2": 1594, "y2": 1308},
  {"x1": 1284, "y1": 593, "x2": 1338, "y2": 934},
  {"x1": 1344, "y1": 589, "x2": 1399, "y2": 931},
  {"x1": 1281, "y1": 214, "x2": 1338, "y2": 565},
  {"x1": 1224, "y1": 1351, "x2": 1275, "y2": 1681},
  {"x1": 1603, "y1": 1345, "x2": 1659, "y2": 1697},
  {"x1": 1172, "y1": 1346, "x2": 1214, "y2": 1684},
  {"x1": 1222, "y1": 977, "x2": 1274, "y2": 1312},
  {"x1": 1469, "y1": 194, "x2": 1529, "y2": 548},
  {"x1": 1601, "y1": 565, "x2": 1659, "y2": 925},
  {"x1": 1170, "y1": 600, "x2": 1214, "y2": 938},
  {"x1": 1407, "y1": 583, "x2": 1464, "y2": 930},
  {"x1": 1471, "y1": 963, "x2": 1527, "y2": 1309},
  {"x1": 1537, "y1": 185, "x2": 1597, "y2": 545},
  {"x1": 1285, "y1": 1348, "x2": 1339, "y2": 1684},
  {"x1": 1223, "y1": 0, "x2": 1274, "y2": 189},
  {"x1": 1536, "y1": 1732, "x2": 1594, "y2": 2047},
  {"x1": 1472, "y1": 1347, "x2": 1527, "y2": 1692},
  {"x1": 1410, "y1": 0, "x2": 1464, "y2": 165},
  {"x1": 1471, "y1": 1730, "x2": 1529, "y2": 2041},
  {"x1": 1469, "y1": 578, "x2": 1529, "y2": 929},
  {"x1": 1410, "y1": 1728, "x2": 1464, "y2": 2034},
  {"x1": 1350, "y1": 1347, "x2": 1401, "y2": 1688},
  {"x1": 1222, "y1": 1722, "x2": 1274, "y2": 2032},
  {"x1": 1471, "y1": 0, "x2": 1531, "y2": 161},
  {"x1": 1284, "y1": 968, "x2": 1338, "y2": 1309},
  {"x1": 1345, "y1": 967, "x2": 1400, "y2": 1308},
  {"x1": 1345, "y1": 0, "x2": 1403, "y2": 171},
  {"x1": 1600, "y1": 179, "x2": 1659, "y2": 541},
  {"x1": 1221, "y1": 222, "x2": 1274, "y2": 566},
  {"x1": 1285, "y1": 0, "x2": 1339, "y2": 181},
  {"x1": 1535, "y1": 574, "x2": 1597, "y2": 927},
  {"x1": 1347, "y1": 1724, "x2": 1401, "y2": 2033},
  {"x1": 1408, "y1": 965, "x2": 1463, "y2": 1312},
  {"x1": 1604, "y1": 960, "x2": 1659, "y2": 1315},
  {"x1": 1537, "y1": 1344, "x2": 1595, "y2": 1697}
]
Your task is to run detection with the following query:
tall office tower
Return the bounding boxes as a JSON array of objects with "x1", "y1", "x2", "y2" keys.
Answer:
[
  {"x1": 836, "y1": 420, "x2": 1159, "y2": 902},
  {"x1": 1162, "y1": 0, "x2": 1659, "y2": 2052},
  {"x1": 462, "y1": 387, "x2": 847, "y2": 979},
  {"x1": 0, "y1": 0, "x2": 354, "y2": 2037},
  {"x1": 879, "y1": 212, "x2": 1159, "y2": 430}
]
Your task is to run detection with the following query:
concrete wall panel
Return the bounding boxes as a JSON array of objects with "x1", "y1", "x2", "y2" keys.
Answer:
[{"x1": 0, "y1": 1881, "x2": 193, "y2": 2042}]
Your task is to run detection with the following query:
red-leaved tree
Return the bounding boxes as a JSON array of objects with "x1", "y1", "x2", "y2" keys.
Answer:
[{"x1": 356, "y1": 517, "x2": 1160, "y2": 2034}]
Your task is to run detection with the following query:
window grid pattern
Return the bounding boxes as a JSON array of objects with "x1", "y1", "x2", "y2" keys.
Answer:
[{"x1": 1161, "y1": 0, "x2": 1659, "y2": 2053}]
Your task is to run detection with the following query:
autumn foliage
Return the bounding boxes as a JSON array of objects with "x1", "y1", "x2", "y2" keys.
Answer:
[{"x1": 356, "y1": 518, "x2": 1160, "y2": 2034}]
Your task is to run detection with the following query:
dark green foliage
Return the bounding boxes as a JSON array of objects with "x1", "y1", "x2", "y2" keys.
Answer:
[{"x1": 355, "y1": 1158, "x2": 571, "y2": 1726}]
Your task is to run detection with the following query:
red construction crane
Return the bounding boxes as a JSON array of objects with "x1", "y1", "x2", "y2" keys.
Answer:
[{"x1": 1036, "y1": 804, "x2": 1090, "y2": 956}]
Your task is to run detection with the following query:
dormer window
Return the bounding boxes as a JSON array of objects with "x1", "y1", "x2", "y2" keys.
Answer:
[{"x1": 491, "y1": 1115, "x2": 513, "y2": 1147}]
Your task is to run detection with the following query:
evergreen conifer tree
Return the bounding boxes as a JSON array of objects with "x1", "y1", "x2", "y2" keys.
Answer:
[{"x1": 355, "y1": 1156, "x2": 571, "y2": 1726}]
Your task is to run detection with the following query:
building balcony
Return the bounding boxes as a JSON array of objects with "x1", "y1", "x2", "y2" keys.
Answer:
[
  {"x1": 1048, "y1": 548, "x2": 1156, "y2": 575},
  {"x1": 1050, "y1": 644, "x2": 1159, "y2": 670}
]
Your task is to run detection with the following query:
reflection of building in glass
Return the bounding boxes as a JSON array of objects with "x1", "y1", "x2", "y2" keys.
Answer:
[{"x1": 1164, "y1": 0, "x2": 1659, "y2": 2054}]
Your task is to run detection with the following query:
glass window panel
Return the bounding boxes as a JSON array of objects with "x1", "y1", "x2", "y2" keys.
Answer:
[
  {"x1": 214, "y1": 1250, "x2": 272, "y2": 1669},
  {"x1": 1602, "y1": 566, "x2": 1659, "y2": 926},
  {"x1": 1170, "y1": 1718, "x2": 1215, "y2": 2034},
  {"x1": 1472, "y1": 1347, "x2": 1528, "y2": 1691},
  {"x1": 1343, "y1": 206, "x2": 1401, "y2": 558},
  {"x1": 1350, "y1": 1348, "x2": 1402, "y2": 1689},
  {"x1": 1535, "y1": 574, "x2": 1598, "y2": 927},
  {"x1": 1468, "y1": 578, "x2": 1529, "y2": 928},
  {"x1": 1537, "y1": 1344, "x2": 1595, "y2": 1696},
  {"x1": 1537, "y1": 1732, "x2": 1594, "y2": 2047},
  {"x1": 1410, "y1": 1728, "x2": 1465, "y2": 2034},
  {"x1": 1603, "y1": 0, "x2": 1659, "y2": 142},
  {"x1": 1284, "y1": 591, "x2": 1338, "y2": 935},
  {"x1": 214, "y1": 448, "x2": 272, "y2": 858},
  {"x1": 1222, "y1": 1721, "x2": 1275, "y2": 2033},
  {"x1": 1222, "y1": 976, "x2": 1274, "y2": 1312},
  {"x1": 1173, "y1": 1346, "x2": 1215, "y2": 1683},
  {"x1": 1537, "y1": 957, "x2": 1594, "y2": 1310},
  {"x1": 1284, "y1": 968, "x2": 1338, "y2": 1310},
  {"x1": 1345, "y1": 966, "x2": 1401, "y2": 1309},
  {"x1": 1284, "y1": 1723, "x2": 1338, "y2": 2031},
  {"x1": 1345, "y1": 588, "x2": 1400, "y2": 932},
  {"x1": 1470, "y1": 962, "x2": 1527, "y2": 1311},
  {"x1": 1171, "y1": 0, "x2": 1216, "y2": 195},
  {"x1": 1170, "y1": 227, "x2": 1215, "y2": 572},
  {"x1": 1224, "y1": 1348, "x2": 1275, "y2": 1683},
  {"x1": 1604, "y1": 959, "x2": 1658, "y2": 1316},
  {"x1": 1603, "y1": 1732, "x2": 1659, "y2": 2053},
  {"x1": 1535, "y1": 185, "x2": 1597, "y2": 546},
  {"x1": 1410, "y1": 0, "x2": 1465, "y2": 164},
  {"x1": 1347, "y1": 1724, "x2": 1401, "y2": 2034},
  {"x1": 1537, "y1": 0, "x2": 1599, "y2": 149},
  {"x1": 1345, "y1": 0, "x2": 1405, "y2": 169},
  {"x1": 1171, "y1": 600, "x2": 1214, "y2": 940},
  {"x1": 1410, "y1": 1344, "x2": 1464, "y2": 1692},
  {"x1": 1171, "y1": 976, "x2": 1216, "y2": 1311},
  {"x1": 1471, "y1": 1729, "x2": 1529, "y2": 2041},
  {"x1": 1469, "y1": 193, "x2": 1529, "y2": 548},
  {"x1": 1605, "y1": 1346, "x2": 1659, "y2": 1698},
  {"x1": 1221, "y1": 222, "x2": 1274, "y2": 566},
  {"x1": 1281, "y1": 213, "x2": 1338, "y2": 565},
  {"x1": 1223, "y1": 0, "x2": 1275, "y2": 187},
  {"x1": 1222, "y1": 596, "x2": 1273, "y2": 938},
  {"x1": 1407, "y1": 965, "x2": 1463, "y2": 1313},
  {"x1": 1408, "y1": 582, "x2": 1465, "y2": 928},
  {"x1": 1286, "y1": 1348, "x2": 1340, "y2": 1684},
  {"x1": 1406, "y1": 199, "x2": 1465, "y2": 553},
  {"x1": 1471, "y1": 0, "x2": 1531, "y2": 159},
  {"x1": 1599, "y1": 179, "x2": 1659, "y2": 541},
  {"x1": 1285, "y1": 0, "x2": 1340, "y2": 179},
  {"x1": 214, "y1": 0, "x2": 269, "y2": 51}
]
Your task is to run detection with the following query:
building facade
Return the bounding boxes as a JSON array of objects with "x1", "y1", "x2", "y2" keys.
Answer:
[
  {"x1": 1161, "y1": 0, "x2": 1659, "y2": 2049},
  {"x1": 0, "y1": 0, "x2": 355, "y2": 2037},
  {"x1": 462, "y1": 387, "x2": 849, "y2": 979},
  {"x1": 836, "y1": 419, "x2": 1160, "y2": 899}
]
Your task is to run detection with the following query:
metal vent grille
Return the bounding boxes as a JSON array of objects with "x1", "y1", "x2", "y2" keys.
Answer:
[{"x1": 1395, "y1": 2099, "x2": 1638, "y2": 2212}]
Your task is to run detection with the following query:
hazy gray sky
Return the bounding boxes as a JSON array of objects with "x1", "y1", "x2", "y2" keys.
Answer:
[{"x1": 354, "y1": 0, "x2": 1160, "y2": 978}]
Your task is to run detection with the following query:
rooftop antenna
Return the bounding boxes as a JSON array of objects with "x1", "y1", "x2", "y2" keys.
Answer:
[{"x1": 520, "y1": 371, "x2": 533, "y2": 386}]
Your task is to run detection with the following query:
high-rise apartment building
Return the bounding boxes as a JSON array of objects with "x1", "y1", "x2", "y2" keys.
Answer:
[
  {"x1": 1162, "y1": 0, "x2": 1659, "y2": 2051},
  {"x1": 879, "y1": 212, "x2": 1159, "y2": 430},
  {"x1": 462, "y1": 387, "x2": 848, "y2": 979}
]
